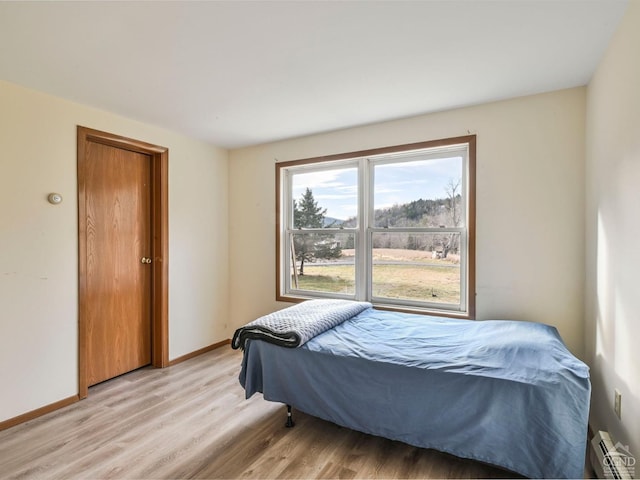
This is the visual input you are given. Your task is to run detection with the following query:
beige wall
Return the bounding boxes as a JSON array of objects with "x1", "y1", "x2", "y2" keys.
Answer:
[
  {"x1": 585, "y1": 0, "x2": 639, "y2": 458},
  {"x1": 0, "y1": 80, "x2": 229, "y2": 422},
  {"x1": 229, "y1": 88, "x2": 587, "y2": 356}
]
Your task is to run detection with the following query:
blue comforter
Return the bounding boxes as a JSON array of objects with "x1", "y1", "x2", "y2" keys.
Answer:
[{"x1": 240, "y1": 308, "x2": 591, "y2": 479}]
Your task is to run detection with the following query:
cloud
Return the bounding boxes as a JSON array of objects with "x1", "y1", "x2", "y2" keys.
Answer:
[{"x1": 292, "y1": 168, "x2": 355, "y2": 191}]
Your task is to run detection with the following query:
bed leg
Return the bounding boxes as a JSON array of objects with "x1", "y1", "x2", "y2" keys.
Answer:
[{"x1": 285, "y1": 404, "x2": 295, "y2": 428}]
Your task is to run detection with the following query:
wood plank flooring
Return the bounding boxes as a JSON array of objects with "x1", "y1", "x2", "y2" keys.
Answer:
[{"x1": 0, "y1": 346, "x2": 521, "y2": 479}]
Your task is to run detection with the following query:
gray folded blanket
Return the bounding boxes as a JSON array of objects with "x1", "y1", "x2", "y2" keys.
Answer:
[{"x1": 231, "y1": 299, "x2": 372, "y2": 350}]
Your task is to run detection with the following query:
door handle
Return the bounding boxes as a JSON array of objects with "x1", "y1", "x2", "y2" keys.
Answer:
[{"x1": 141, "y1": 257, "x2": 152, "y2": 264}]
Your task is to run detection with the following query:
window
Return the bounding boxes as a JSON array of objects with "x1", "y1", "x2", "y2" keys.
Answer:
[{"x1": 276, "y1": 136, "x2": 475, "y2": 318}]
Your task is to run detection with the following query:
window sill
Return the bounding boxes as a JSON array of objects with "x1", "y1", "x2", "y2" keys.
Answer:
[{"x1": 276, "y1": 293, "x2": 474, "y2": 320}]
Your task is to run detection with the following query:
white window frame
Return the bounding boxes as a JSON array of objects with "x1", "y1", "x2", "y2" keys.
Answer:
[{"x1": 276, "y1": 136, "x2": 476, "y2": 318}]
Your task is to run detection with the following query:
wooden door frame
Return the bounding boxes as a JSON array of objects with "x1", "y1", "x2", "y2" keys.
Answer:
[{"x1": 77, "y1": 126, "x2": 169, "y2": 399}]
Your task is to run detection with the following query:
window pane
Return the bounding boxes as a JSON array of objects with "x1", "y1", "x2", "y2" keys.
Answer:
[
  {"x1": 291, "y1": 167, "x2": 357, "y2": 228},
  {"x1": 371, "y1": 232, "x2": 461, "y2": 304},
  {"x1": 290, "y1": 232, "x2": 355, "y2": 295},
  {"x1": 373, "y1": 156, "x2": 463, "y2": 228}
]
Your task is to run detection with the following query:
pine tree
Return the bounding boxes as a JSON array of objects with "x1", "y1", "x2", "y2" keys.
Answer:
[
  {"x1": 292, "y1": 188, "x2": 341, "y2": 275},
  {"x1": 294, "y1": 188, "x2": 326, "y2": 228}
]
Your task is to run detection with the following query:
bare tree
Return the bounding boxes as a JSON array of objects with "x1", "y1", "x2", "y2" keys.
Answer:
[
  {"x1": 445, "y1": 178, "x2": 461, "y2": 227},
  {"x1": 443, "y1": 178, "x2": 462, "y2": 257}
]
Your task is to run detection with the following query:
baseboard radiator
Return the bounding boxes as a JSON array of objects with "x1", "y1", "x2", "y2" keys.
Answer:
[{"x1": 590, "y1": 431, "x2": 634, "y2": 479}]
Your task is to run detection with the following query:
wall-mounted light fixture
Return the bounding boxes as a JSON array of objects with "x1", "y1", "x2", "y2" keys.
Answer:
[{"x1": 47, "y1": 193, "x2": 63, "y2": 205}]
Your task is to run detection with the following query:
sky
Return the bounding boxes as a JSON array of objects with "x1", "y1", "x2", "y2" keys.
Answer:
[{"x1": 291, "y1": 156, "x2": 462, "y2": 221}]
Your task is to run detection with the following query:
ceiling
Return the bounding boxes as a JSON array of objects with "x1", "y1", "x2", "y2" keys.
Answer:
[{"x1": 0, "y1": 1, "x2": 628, "y2": 149}]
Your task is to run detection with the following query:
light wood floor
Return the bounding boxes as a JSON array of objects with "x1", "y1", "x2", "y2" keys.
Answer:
[{"x1": 0, "y1": 346, "x2": 522, "y2": 479}]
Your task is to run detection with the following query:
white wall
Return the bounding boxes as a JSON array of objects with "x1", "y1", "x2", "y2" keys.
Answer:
[
  {"x1": 229, "y1": 88, "x2": 587, "y2": 356},
  {"x1": 585, "y1": 0, "x2": 640, "y2": 459},
  {"x1": 0, "y1": 80, "x2": 229, "y2": 422}
]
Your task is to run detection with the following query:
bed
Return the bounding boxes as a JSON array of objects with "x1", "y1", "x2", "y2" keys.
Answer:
[{"x1": 233, "y1": 300, "x2": 591, "y2": 479}]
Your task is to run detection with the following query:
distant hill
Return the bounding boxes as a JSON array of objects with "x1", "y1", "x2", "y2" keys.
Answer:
[
  {"x1": 323, "y1": 216, "x2": 344, "y2": 227},
  {"x1": 339, "y1": 195, "x2": 461, "y2": 228}
]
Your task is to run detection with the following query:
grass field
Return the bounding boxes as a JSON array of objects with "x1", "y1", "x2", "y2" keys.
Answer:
[{"x1": 293, "y1": 249, "x2": 461, "y2": 304}]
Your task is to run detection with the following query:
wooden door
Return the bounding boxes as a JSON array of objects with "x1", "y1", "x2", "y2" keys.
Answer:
[
  {"x1": 84, "y1": 141, "x2": 152, "y2": 385},
  {"x1": 78, "y1": 126, "x2": 169, "y2": 398}
]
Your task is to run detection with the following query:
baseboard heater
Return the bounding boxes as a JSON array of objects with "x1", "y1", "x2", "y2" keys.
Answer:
[{"x1": 590, "y1": 431, "x2": 634, "y2": 479}]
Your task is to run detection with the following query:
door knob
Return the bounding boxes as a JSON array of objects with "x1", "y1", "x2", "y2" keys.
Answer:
[{"x1": 141, "y1": 257, "x2": 152, "y2": 264}]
